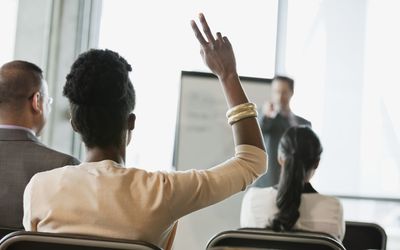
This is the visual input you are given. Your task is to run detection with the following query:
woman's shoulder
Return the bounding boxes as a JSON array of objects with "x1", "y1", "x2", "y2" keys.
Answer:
[
  {"x1": 243, "y1": 187, "x2": 278, "y2": 205},
  {"x1": 304, "y1": 192, "x2": 341, "y2": 203},
  {"x1": 240, "y1": 187, "x2": 279, "y2": 228},
  {"x1": 31, "y1": 163, "x2": 78, "y2": 180},
  {"x1": 245, "y1": 186, "x2": 277, "y2": 196},
  {"x1": 297, "y1": 193, "x2": 344, "y2": 240},
  {"x1": 301, "y1": 193, "x2": 343, "y2": 212}
]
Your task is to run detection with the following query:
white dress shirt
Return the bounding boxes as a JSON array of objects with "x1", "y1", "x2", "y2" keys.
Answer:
[{"x1": 240, "y1": 186, "x2": 345, "y2": 240}]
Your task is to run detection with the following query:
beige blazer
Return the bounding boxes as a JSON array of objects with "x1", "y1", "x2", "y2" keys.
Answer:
[{"x1": 23, "y1": 145, "x2": 266, "y2": 249}]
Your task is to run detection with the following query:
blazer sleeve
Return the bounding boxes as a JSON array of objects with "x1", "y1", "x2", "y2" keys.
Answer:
[
  {"x1": 338, "y1": 201, "x2": 345, "y2": 241},
  {"x1": 240, "y1": 188, "x2": 254, "y2": 227},
  {"x1": 164, "y1": 144, "x2": 267, "y2": 220},
  {"x1": 23, "y1": 177, "x2": 36, "y2": 231}
]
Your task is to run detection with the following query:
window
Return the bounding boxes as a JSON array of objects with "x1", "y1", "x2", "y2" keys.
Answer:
[
  {"x1": 284, "y1": 1, "x2": 400, "y2": 248},
  {"x1": 0, "y1": 0, "x2": 18, "y2": 64},
  {"x1": 98, "y1": 0, "x2": 278, "y2": 170},
  {"x1": 285, "y1": 0, "x2": 400, "y2": 199}
]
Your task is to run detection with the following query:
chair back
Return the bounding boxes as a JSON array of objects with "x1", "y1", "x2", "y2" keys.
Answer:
[
  {"x1": 0, "y1": 228, "x2": 18, "y2": 240},
  {"x1": 0, "y1": 231, "x2": 163, "y2": 250},
  {"x1": 342, "y1": 221, "x2": 387, "y2": 250},
  {"x1": 207, "y1": 228, "x2": 346, "y2": 250}
]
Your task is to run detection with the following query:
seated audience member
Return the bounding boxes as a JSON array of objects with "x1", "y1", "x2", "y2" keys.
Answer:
[
  {"x1": 240, "y1": 126, "x2": 344, "y2": 240},
  {"x1": 23, "y1": 14, "x2": 267, "y2": 249},
  {"x1": 0, "y1": 61, "x2": 79, "y2": 229}
]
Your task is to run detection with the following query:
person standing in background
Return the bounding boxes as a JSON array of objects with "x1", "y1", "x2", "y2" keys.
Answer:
[{"x1": 252, "y1": 76, "x2": 311, "y2": 187}]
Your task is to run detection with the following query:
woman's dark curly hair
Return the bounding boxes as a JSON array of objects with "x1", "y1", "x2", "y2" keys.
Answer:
[{"x1": 63, "y1": 49, "x2": 135, "y2": 148}]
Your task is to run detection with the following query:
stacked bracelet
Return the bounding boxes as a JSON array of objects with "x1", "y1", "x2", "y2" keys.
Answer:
[
  {"x1": 226, "y1": 103, "x2": 256, "y2": 118},
  {"x1": 226, "y1": 102, "x2": 258, "y2": 125}
]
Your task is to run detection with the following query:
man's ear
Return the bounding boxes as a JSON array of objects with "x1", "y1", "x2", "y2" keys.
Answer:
[
  {"x1": 70, "y1": 118, "x2": 78, "y2": 132},
  {"x1": 127, "y1": 113, "x2": 136, "y2": 131},
  {"x1": 31, "y1": 92, "x2": 42, "y2": 113}
]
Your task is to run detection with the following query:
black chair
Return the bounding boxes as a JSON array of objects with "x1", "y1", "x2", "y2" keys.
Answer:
[
  {"x1": 0, "y1": 231, "x2": 163, "y2": 250},
  {"x1": 0, "y1": 228, "x2": 19, "y2": 240},
  {"x1": 342, "y1": 221, "x2": 387, "y2": 250},
  {"x1": 206, "y1": 228, "x2": 346, "y2": 250}
]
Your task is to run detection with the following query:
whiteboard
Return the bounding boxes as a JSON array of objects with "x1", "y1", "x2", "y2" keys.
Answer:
[{"x1": 173, "y1": 71, "x2": 271, "y2": 250}]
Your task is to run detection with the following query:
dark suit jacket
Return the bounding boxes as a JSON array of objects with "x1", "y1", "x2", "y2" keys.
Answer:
[
  {"x1": 0, "y1": 128, "x2": 80, "y2": 229},
  {"x1": 252, "y1": 113, "x2": 311, "y2": 188}
]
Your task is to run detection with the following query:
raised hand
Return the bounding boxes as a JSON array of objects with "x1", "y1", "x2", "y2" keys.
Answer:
[
  {"x1": 190, "y1": 13, "x2": 265, "y2": 151},
  {"x1": 263, "y1": 101, "x2": 277, "y2": 118},
  {"x1": 191, "y1": 13, "x2": 237, "y2": 80}
]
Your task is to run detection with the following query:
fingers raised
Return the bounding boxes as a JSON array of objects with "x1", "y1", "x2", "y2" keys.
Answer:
[
  {"x1": 191, "y1": 20, "x2": 207, "y2": 46},
  {"x1": 223, "y1": 36, "x2": 232, "y2": 47},
  {"x1": 191, "y1": 14, "x2": 229, "y2": 48},
  {"x1": 199, "y1": 13, "x2": 216, "y2": 44},
  {"x1": 216, "y1": 32, "x2": 223, "y2": 41}
]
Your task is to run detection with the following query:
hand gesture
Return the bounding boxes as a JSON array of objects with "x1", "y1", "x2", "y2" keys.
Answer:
[
  {"x1": 263, "y1": 101, "x2": 277, "y2": 118},
  {"x1": 191, "y1": 13, "x2": 237, "y2": 80}
]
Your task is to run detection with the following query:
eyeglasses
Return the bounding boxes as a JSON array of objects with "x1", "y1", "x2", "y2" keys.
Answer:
[
  {"x1": 47, "y1": 96, "x2": 54, "y2": 105},
  {"x1": 28, "y1": 92, "x2": 53, "y2": 105}
]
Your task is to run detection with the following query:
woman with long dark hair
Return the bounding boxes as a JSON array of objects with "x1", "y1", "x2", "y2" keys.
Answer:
[{"x1": 240, "y1": 125, "x2": 344, "y2": 240}]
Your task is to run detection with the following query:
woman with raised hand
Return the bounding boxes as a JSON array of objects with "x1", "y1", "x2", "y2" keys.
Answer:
[
  {"x1": 241, "y1": 125, "x2": 345, "y2": 240},
  {"x1": 23, "y1": 14, "x2": 266, "y2": 249}
]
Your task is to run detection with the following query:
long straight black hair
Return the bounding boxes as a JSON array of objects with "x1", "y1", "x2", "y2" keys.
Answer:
[{"x1": 271, "y1": 125, "x2": 322, "y2": 231}]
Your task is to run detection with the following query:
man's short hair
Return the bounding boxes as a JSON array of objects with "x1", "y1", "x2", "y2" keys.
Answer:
[
  {"x1": 274, "y1": 75, "x2": 294, "y2": 92},
  {"x1": 0, "y1": 60, "x2": 43, "y2": 109}
]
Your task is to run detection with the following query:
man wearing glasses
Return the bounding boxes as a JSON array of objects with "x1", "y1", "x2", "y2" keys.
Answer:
[{"x1": 0, "y1": 60, "x2": 79, "y2": 231}]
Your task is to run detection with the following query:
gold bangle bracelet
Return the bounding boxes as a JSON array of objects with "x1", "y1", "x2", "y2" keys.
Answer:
[
  {"x1": 226, "y1": 103, "x2": 257, "y2": 118},
  {"x1": 228, "y1": 110, "x2": 258, "y2": 125}
]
